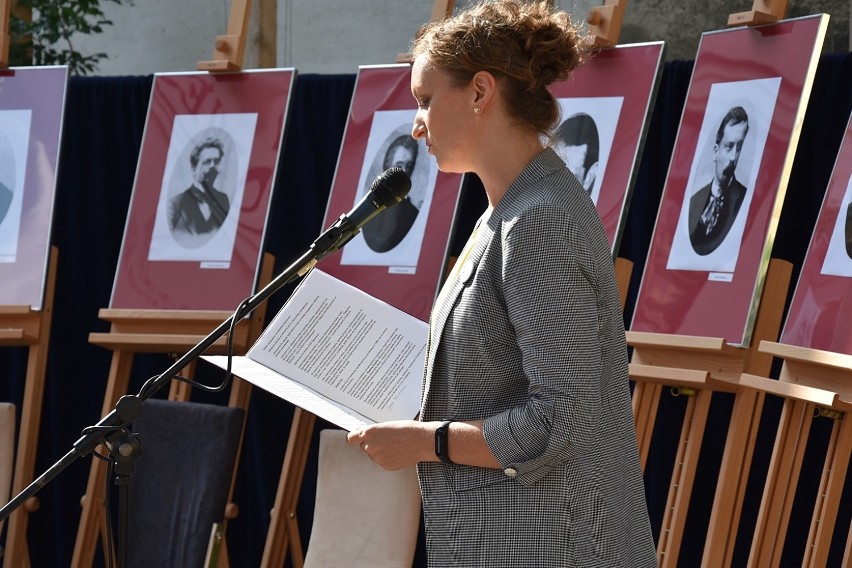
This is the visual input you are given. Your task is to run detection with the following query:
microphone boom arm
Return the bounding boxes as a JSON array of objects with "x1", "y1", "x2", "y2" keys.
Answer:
[
  {"x1": 0, "y1": 243, "x2": 321, "y2": 523},
  {"x1": 0, "y1": 165, "x2": 411, "y2": 523}
]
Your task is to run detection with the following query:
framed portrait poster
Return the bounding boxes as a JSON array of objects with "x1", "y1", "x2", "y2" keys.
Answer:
[
  {"x1": 317, "y1": 64, "x2": 465, "y2": 322},
  {"x1": 779, "y1": 111, "x2": 852, "y2": 355},
  {"x1": 0, "y1": 66, "x2": 68, "y2": 310},
  {"x1": 110, "y1": 69, "x2": 296, "y2": 310},
  {"x1": 630, "y1": 15, "x2": 828, "y2": 346},
  {"x1": 549, "y1": 41, "x2": 665, "y2": 253}
]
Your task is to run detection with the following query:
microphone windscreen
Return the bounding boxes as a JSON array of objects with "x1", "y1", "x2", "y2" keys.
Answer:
[{"x1": 371, "y1": 167, "x2": 412, "y2": 209}]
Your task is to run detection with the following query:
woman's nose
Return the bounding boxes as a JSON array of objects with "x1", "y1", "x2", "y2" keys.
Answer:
[{"x1": 412, "y1": 121, "x2": 425, "y2": 140}]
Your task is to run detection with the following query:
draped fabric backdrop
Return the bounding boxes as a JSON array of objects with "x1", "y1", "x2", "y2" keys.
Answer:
[{"x1": 0, "y1": 54, "x2": 851, "y2": 567}]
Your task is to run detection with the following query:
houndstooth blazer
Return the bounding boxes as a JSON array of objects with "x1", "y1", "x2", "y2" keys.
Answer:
[{"x1": 417, "y1": 148, "x2": 657, "y2": 567}]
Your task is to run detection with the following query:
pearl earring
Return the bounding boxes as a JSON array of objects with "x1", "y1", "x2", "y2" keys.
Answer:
[{"x1": 474, "y1": 106, "x2": 481, "y2": 114}]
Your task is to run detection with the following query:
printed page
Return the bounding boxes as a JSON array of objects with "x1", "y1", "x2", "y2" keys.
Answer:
[
  {"x1": 243, "y1": 268, "x2": 427, "y2": 425},
  {"x1": 202, "y1": 355, "x2": 380, "y2": 430}
]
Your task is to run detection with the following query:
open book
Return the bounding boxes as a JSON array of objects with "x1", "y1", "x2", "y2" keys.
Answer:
[{"x1": 203, "y1": 269, "x2": 428, "y2": 431}]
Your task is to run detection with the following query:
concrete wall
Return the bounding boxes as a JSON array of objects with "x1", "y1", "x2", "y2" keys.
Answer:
[{"x1": 68, "y1": 0, "x2": 850, "y2": 76}]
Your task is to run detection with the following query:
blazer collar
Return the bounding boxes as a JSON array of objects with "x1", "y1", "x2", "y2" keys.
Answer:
[
  {"x1": 424, "y1": 210, "x2": 491, "y2": 385},
  {"x1": 422, "y1": 148, "x2": 564, "y2": 406}
]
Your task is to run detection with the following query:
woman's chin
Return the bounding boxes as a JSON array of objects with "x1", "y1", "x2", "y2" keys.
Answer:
[{"x1": 435, "y1": 160, "x2": 461, "y2": 175}]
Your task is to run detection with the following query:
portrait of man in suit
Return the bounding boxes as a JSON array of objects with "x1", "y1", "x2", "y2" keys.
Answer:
[
  {"x1": 553, "y1": 112, "x2": 600, "y2": 195},
  {"x1": 168, "y1": 136, "x2": 230, "y2": 243},
  {"x1": 362, "y1": 134, "x2": 421, "y2": 253},
  {"x1": 688, "y1": 106, "x2": 750, "y2": 256}
]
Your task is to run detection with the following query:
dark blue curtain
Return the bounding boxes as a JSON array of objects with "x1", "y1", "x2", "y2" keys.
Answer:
[{"x1": 1, "y1": 53, "x2": 851, "y2": 567}]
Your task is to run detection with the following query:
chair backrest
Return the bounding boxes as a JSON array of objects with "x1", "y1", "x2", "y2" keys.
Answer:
[
  {"x1": 126, "y1": 398, "x2": 245, "y2": 568},
  {"x1": 304, "y1": 428, "x2": 421, "y2": 568},
  {"x1": 0, "y1": 402, "x2": 15, "y2": 537}
]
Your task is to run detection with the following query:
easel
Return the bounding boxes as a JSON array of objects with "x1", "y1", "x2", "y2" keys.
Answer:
[
  {"x1": 395, "y1": 0, "x2": 455, "y2": 64},
  {"x1": 70, "y1": 2, "x2": 270, "y2": 564},
  {"x1": 739, "y1": 342, "x2": 852, "y2": 567},
  {"x1": 586, "y1": 0, "x2": 628, "y2": 48},
  {"x1": 260, "y1": 3, "x2": 458, "y2": 566},
  {"x1": 728, "y1": 0, "x2": 789, "y2": 27},
  {"x1": 0, "y1": 247, "x2": 58, "y2": 568},
  {"x1": 628, "y1": 258, "x2": 792, "y2": 568},
  {"x1": 583, "y1": 0, "x2": 635, "y2": 308},
  {"x1": 70, "y1": 254, "x2": 274, "y2": 568},
  {"x1": 197, "y1": 0, "x2": 251, "y2": 71}
]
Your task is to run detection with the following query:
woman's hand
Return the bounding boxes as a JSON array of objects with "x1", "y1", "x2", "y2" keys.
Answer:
[{"x1": 346, "y1": 420, "x2": 434, "y2": 470}]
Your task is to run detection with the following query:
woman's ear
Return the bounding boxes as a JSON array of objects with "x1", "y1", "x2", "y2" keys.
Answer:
[{"x1": 471, "y1": 70, "x2": 496, "y2": 112}]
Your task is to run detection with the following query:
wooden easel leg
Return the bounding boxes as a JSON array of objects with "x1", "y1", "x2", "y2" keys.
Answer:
[
  {"x1": 71, "y1": 350, "x2": 135, "y2": 568},
  {"x1": 657, "y1": 389, "x2": 712, "y2": 568},
  {"x1": 632, "y1": 382, "x2": 662, "y2": 470},
  {"x1": 702, "y1": 389, "x2": 764, "y2": 567},
  {"x1": 167, "y1": 359, "x2": 197, "y2": 401},
  {"x1": 614, "y1": 257, "x2": 633, "y2": 310},
  {"x1": 3, "y1": 246, "x2": 57, "y2": 568},
  {"x1": 803, "y1": 412, "x2": 852, "y2": 567},
  {"x1": 2, "y1": 342, "x2": 48, "y2": 568},
  {"x1": 260, "y1": 408, "x2": 316, "y2": 568},
  {"x1": 217, "y1": 538, "x2": 230, "y2": 568},
  {"x1": 747, "y1": 398, "x2": 813, "y2": 568},
  {"x1": 702, "y1": 258, "x2": 791, "y2": 567},
  {"x1": 214, "y1": 376, "x2": 253, "y2": 568}
]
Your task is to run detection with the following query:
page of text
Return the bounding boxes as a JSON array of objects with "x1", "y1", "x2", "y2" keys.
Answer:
[{"x1": 248, "y1": 269, "x2": 427, "y2": 423}]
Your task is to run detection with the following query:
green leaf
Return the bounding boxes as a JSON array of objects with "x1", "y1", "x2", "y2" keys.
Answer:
[{"x1": 9, "y1": 0, "x2": 134, "y2": 75}]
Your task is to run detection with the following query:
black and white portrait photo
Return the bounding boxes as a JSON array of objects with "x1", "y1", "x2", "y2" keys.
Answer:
[
  {"x1": 687, "y1": 105, "x2": 750, "y2": 256},
  {"x1": 169, "y1": 136, "x2": 230, "y2": 238},
  {"x1": 551, "y1": 97, "x2": 622, "y2": 205},
  {"x1": 667, "y1": 77, "x2": 780, "y2": 274},
  {"x1": 361, "y1": 134, "x2": 420, "y2": 253},
  {"x1": 148, "y1": 113, "x2": 257, "y2": 264},
  {"x1": 821, "y1": 173, "x2": 852, "y2": 277},
  {"x1": 554, "y1": 113, "x2": 599, "y2": 194},
  {"x1": 341, "y1": 111, "x2": 437, "y2": 271},
  {"x1": 0, "y1": 109, "x2": 32, "y2": 262}
]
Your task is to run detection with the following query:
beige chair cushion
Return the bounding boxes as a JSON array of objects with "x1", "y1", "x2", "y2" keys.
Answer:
[{"x1": 304, "y1": 428, "x2": 421, "y2": 568}]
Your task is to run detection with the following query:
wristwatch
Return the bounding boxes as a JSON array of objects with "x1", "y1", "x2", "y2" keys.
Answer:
[{"x1": 434, "y1": 420, "x2": 455, "y2": 464}]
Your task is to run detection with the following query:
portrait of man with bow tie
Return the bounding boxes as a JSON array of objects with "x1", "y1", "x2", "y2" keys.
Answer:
[
  {"x1": 687, "y1": 106, "x2": 750, "y2": 256},
  {"x1": 168, "y1": 135, "x2": 231, "y2": 242}
]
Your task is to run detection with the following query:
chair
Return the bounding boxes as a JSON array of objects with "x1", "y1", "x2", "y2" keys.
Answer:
[
  {"x1": 303, "y1": 428, "x2": 421, "y2": 568},
  {"x1": 125, "y1": 398, "x2": 245, "y2": 568}
]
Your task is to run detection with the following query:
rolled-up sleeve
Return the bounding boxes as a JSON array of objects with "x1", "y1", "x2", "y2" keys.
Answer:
[{"x1": 482, "y1": 205, "x2": 605, "y2": 486}]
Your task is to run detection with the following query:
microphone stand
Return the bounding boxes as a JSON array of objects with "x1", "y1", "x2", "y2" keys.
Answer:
[{"x1": 0, "y1": 216, "x2": 358, "y2": 565}]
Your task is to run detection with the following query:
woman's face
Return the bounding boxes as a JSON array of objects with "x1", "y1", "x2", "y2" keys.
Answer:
[{"x1": 410, "y1": 54, "x2": 476, "y2": 174}]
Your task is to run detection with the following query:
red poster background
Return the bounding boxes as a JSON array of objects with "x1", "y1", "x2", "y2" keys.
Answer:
[
  {"x1": 631, "y1": 15, "x2": 827, "y2": 346},
  {"x1": 110, "y1": 69, "x2": 295, "y2": 310},
  {"x1": 781, "y1": 114, "x2": 852, "y2": 354},
  {"x1": 0, "y1": 66, "x2": 67, "y2": 310},
  {"x1": 318, "y1": 65, "x2": 464, "y2": 322},
  {"x1": 550, "y1": 42, "x2": 664, "y2": 253}
]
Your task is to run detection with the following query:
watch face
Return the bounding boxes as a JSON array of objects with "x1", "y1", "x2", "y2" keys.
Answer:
[{"x1": 435, "y1": 421, "x2": 453, "y2": 463}]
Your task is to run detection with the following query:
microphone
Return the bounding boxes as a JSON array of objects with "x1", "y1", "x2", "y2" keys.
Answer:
[{"x1": 311, "y1": 167, "x2": 412, "y2": 259}]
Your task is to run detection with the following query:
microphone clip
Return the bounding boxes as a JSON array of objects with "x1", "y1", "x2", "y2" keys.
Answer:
[{"x1": 310, "y1": 214, "x2": 358, "y2": 261}]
